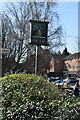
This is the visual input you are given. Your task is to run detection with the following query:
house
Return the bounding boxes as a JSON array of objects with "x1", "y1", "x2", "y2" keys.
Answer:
[
  {"x1": 50, "y1": 52, "x2": 80, "y2": 78},
  {"x1": 50, "y1": 54, "x2": 66, "y2": 77},
  {"x1": 64, "y1": 52, "x2": 80, "y2": 78}
]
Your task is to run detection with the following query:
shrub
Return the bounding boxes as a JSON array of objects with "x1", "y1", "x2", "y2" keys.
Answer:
[
  {"x1": 0, "y1": 74, "x2": 80, "y2": 120},
  {"x1": 1, "y1": 74, "x2": 59, "y2": 119}
]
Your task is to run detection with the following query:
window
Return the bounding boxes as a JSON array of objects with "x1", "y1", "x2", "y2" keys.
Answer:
[
  {"x1": 73, "y1": 58, "x2": 75, "y2": 61},
  {"x1": 69, "y1": 65, "x2": 72, "y2": 69},
  {"x1": 76, "y1": 57, "x2": 78, "y2": 62},
  {"x1": 73, "y1": 65, "x2": 75, "y2": 69},
  {"x1": 70, "y1": 59, "x2": 72, "y2": 61},
  {"x1": 57, "y1": 60, "x2": 59, "y2": 63},
  {"x1": 69, "y1": 65, "x2": 71, "y2": 69},
  {"x1": 76, "y1": 65, "x2": 78, "y2": 69}
]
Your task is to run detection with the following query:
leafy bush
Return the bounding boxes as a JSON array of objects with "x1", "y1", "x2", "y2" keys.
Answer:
[
  {"x1": 1, "y1": 74, "x2": 58, "y2": 119},
  {"x1": 0, "y1": 74, "x2": 80, "y2": 120}
]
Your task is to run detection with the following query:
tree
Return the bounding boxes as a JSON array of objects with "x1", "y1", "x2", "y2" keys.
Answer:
[
  {"x1": 2, "y1": 1, "x2": 63, "y2": 76},
  {"x1": 22, "y1": 47, "x2": 51, "y2": 74},
  {"x1": 57, "y1": 50, "x2": 61, "y2": 55},
  {"x1": 62, "y1": 47, "x2": 70, "y2": 55}
]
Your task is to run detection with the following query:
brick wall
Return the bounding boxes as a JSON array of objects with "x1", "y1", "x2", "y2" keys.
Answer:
[
  {"x1": 50, "y1": 55, "x2": 65, "y2": 72},
  {"x1": 50, "y1": 53, "x2": 80, "y2": 77},
  {"x1": 65, "y1": 56, "x2": 80, "y2": 72}
]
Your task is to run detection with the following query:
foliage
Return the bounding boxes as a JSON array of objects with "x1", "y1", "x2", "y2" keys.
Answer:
[
  {"x1": 62, "y1": 47, "x2": 70, "y2": 55},
  {"x1": 2, "y1": 1, "x2": 63, "y2": 75},
  {"x1": 24, "y1": 48, "x2": 51, "y2": 74},
  {"x1": 0, "y1": 74, "x2": 80, "y2": 120}
]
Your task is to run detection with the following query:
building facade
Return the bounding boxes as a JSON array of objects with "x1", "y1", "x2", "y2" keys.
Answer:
[
  {"x1": 50, "y1": 52, "x2": 80, "y2": 78},
  {"x1": 64, "y1": 53, "x2": 80, "y2": 77},
  {"x1": 50, "y1": 54, "x2": 66, "y2": 77},
  {"x1": 50, "y1": 55, "x2": 66, "y2": 72}
]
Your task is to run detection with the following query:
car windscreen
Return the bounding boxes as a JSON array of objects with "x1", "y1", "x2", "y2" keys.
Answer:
[{"x1": 69, "y1": 80, "x2": 79, "y2": 83}]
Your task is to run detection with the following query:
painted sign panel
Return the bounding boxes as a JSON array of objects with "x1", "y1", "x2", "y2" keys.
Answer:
[
  {"x1": 2, "y1": 48, "x2": 10, "y2": 54},
  {"x1": 30, "y1": 20, "x2": 49, "y2": 45}
]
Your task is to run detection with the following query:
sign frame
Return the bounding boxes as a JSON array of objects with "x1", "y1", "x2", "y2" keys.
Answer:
[
  {"x1": 2, "y1": 48, "x2": 10, "y2": 54},
  {"x1": 29, "y1": 20, "x2": 49, "y2": 46}
]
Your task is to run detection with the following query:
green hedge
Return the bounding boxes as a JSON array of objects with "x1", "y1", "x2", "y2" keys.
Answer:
[{"x1": 0, "y1": 74, "x2": 80, "y2": 119}]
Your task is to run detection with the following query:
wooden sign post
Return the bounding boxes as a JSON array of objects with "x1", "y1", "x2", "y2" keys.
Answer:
[{"x1": 29, "y1": 20, "x2": 49, "y2": 75}]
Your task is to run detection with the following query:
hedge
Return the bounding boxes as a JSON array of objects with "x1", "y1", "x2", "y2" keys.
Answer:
[{"x1": 0, "y1": 74, "x2": 80, "y2": 120}]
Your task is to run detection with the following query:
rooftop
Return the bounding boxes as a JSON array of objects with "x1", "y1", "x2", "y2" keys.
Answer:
[{"x1": 65, "y1": 52, "x2": 80, "y2": 60}]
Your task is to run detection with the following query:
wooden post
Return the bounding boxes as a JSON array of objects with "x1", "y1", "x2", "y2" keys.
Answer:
[
  {"x1": 0, "y1": 12, "x2": 2, "y2": 77},
  {"x1": 35, "y1": 46, "x2": 40, "y2": 75},
  {"x1": 35, "y1": 46, "x2": 37, "y2": 75}
]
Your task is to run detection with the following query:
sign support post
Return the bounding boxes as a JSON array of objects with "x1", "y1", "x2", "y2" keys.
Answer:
[
  {"x1": 35, "y1": 46, "x2": 40, "y2": 75},
  {"x1": 29, "y1": 20, "x2": 49, "y2": 75},
  {"x1": 37, "y1": 46, "x2": 40, "y2": 75},
  {"x1": 35, "y1": 46, "x2": 37, "y2": 75}
]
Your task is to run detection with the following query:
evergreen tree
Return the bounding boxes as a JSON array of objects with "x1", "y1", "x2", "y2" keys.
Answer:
[{"x1": 62, "y1": 47, "x2": 70, "y2": 55}]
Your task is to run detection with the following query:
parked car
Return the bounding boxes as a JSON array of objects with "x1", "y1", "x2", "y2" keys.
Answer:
[
  {"x1": 62, "y1": 78, "x2": 69, "y2": 88},
  {"x1": 55, "y1": 80, "x2": 63, "y2": 88},
  {"x1": 48, "y1": 76, "x2": 60, "y2": 82},
  {"x1": 59, "y1": 81, "x2": 64, "y2": 88},
  {"x1": 63, "y1": 77, "x2": 79, "y2": 89},
  {"x1": 67, "y1": 79, "x2": 79, "y2": 90}
]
